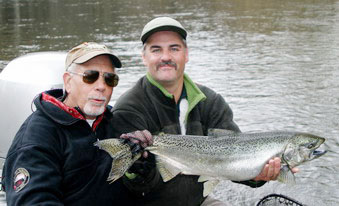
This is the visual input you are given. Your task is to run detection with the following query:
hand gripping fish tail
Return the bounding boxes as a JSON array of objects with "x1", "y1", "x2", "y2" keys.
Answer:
[{"x1": 94, "y1": 138, "x2": 141, "y2": 183}]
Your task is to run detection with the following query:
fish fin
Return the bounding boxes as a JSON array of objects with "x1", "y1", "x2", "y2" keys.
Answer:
[
  {"x1": 277, "y1": 165, "x2": 296, "y2": 184},
  {"x1": 155, "y1": 156, "x2": 181, "y2": 182},
  {"x1": 202, "y1": 180, "x2": 220, "y2": 197},
  {"x1": 208, "y1": 128, "x2": 237, "y2": 138},
  {"x1": 198, "y1": 175, "x2": 212, "y2": 182},
  {"x1": 95, "y1": 139, "x2": 126, "y2": 157},
  {"x1": 107, "y1": 153, "x2": 135, "y2": 183},
  {"x1": 198, "y1": 176, "x2": 219, "y2": 197},
  {"x1": 95, "y1": 139, "x2": 139, "y2": 183}
]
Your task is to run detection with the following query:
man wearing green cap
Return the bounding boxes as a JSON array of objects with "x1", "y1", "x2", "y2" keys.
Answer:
[{"x1": 112, "y1": 17, "x2": 287, "y2": 205}]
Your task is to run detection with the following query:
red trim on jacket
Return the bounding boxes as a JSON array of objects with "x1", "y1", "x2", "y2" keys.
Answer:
[
  {"x1": 42, "y1": 92, "x2": 104, "y2": 131},
  {"x1": 93, "y1": 115, "x2": 103, "y2": 131}
]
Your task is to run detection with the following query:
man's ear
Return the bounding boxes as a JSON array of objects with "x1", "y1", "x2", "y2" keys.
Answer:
[
  {"x1": 63, "y1": 72, "x2": 72, "y2": 94},
  {"x1": 142, "y1": 51, "x2": 148, "y2": 67},
  {"x1": 185, "y1": 47, "x2": 189, "y2": 63}
]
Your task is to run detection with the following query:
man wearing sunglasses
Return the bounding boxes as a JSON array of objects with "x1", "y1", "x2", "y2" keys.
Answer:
[
  {"x1": 2, "y1": 42, "x2": 149, "y2": 205},
  {"x1": 111, "y1": 17, "x2": 297, "y2": 206}
]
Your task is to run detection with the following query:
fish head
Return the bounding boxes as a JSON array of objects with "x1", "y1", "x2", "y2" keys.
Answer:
[{"x1": 282, "y1": 133, "x2": 326, "y2": 168}]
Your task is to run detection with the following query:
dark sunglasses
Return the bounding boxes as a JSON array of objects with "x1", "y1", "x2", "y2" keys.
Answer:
[{"x1": 68, "y1": 70, "x2": 119, "y2": 87}]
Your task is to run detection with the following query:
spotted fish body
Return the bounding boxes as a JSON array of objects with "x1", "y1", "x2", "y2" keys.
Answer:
[{"x1": 95, "y1": 129, "x2": 326, "y2": 196}]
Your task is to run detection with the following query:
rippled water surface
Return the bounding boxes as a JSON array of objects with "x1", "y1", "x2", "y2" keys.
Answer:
[{"x1": 1, "y1": 0, "x2": 339, "y2": 205}]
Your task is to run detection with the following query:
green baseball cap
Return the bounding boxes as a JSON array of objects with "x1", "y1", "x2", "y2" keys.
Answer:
[{"x1": 140, "y1": 17, "x2": 187, "y2": 44}]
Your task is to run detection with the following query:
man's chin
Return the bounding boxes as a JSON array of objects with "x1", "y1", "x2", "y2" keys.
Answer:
[
  {"x1": 157, "y1": 77, "x2": 176, "y2": 84},
  {"x1": 83, "y1": 105, "x2": 105, "y2": 118}
]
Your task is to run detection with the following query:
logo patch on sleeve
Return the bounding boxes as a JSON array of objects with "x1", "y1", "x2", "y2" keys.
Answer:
[{"x1": 13, "y1": 168, "x2": 30, "y2": 192}]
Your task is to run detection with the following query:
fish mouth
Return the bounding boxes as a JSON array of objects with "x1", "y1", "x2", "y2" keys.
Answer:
[
  {"x1": 309, "y1": 136, "x2": 326, "y2": 159},
  {"x1": 310, "y1": 150, "x2": 327, "y2": 159}
]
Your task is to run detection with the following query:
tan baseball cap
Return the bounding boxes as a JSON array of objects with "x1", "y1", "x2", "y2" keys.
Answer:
[
  {"x1": 65, "y1": 42, "x2": 122, "y2": 69},
  {"x1": 140, "y1": 17, "x2": 187, "y2": 44}
]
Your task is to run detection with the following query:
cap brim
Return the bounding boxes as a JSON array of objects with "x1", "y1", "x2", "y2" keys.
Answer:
[
  {"x1": 141, "y1": 26, "x2": 187, "y2": 44},
  {"x1": 73, "y1": 51, "x2": 122, "y2": 68}
]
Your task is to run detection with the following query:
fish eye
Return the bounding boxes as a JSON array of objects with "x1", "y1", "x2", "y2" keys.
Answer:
[{"x1": 307, "y1": 143, "x2": 315, "y2": 149}]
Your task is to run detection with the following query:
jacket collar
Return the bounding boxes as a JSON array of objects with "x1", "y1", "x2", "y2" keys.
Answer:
[
  {"x1": 146, "y1": 72, "x2": 206, "y2": 121},
  {"x1": 35, "y1": 89, "x2": 111, "y2": 131}
]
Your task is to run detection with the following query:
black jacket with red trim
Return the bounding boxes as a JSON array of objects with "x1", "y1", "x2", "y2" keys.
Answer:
[{"x1": 2, "y1": 89, "x2": 135, "y2": 206}]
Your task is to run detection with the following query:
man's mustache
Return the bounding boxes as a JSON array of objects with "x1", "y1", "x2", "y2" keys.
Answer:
[{"x1": 157, "y1": 61, "x2": 177, "y2": 69}]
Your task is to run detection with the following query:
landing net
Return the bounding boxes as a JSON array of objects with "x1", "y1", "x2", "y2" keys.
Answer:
[{"x1": 256, "y1": 193, "x2": 304, "y2": 206}]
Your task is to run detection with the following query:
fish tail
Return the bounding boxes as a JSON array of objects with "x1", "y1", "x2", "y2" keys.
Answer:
[{"x1": 95, "y1": 139, "x2": 140, "y2": 183}]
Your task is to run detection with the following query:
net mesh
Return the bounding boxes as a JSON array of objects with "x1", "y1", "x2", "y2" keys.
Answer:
[{"x1": 256, "y1": 193, "x2": 304, "y2": 206}]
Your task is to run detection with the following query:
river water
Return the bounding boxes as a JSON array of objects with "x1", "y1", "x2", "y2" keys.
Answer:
[{"x1": 0, "y1": 0, "x2": 338, "y2": 205}]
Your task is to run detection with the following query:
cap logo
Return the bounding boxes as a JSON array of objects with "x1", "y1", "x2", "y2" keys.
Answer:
[{"x1": 13, "y1": 168, "x2": 30, "y2": 192}]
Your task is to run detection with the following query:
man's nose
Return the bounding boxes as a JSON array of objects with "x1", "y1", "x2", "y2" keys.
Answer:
[
  {"x1": 161, "y1": 50, "x2": 172, "y2": 61},
  {"x1": 94, "y1": 75, "x2": 107, "y2": 91}
]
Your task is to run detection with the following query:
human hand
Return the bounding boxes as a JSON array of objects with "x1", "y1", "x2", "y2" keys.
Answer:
[
  {"x1": 120, "y1": 130, "x2": 156, "y2": 182},
  {"x1": 253, "y1": 157, "x2": 299, "y2": 182},
  {"x1": 127, "y1": 155, "x2": 157, "y2": 179},
  {"x1": 120, "y1": 130, "x2": 153, "y2": 158}
]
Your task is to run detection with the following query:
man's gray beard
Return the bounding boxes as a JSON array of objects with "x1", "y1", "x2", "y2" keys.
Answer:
[{"x1": 83, "y1": 103, "x2": 106, "y2": 118}]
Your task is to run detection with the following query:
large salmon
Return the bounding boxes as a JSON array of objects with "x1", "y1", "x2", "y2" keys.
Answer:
[{"x1": 95, "y1": 129, "x2": 326, "y2": 196}]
